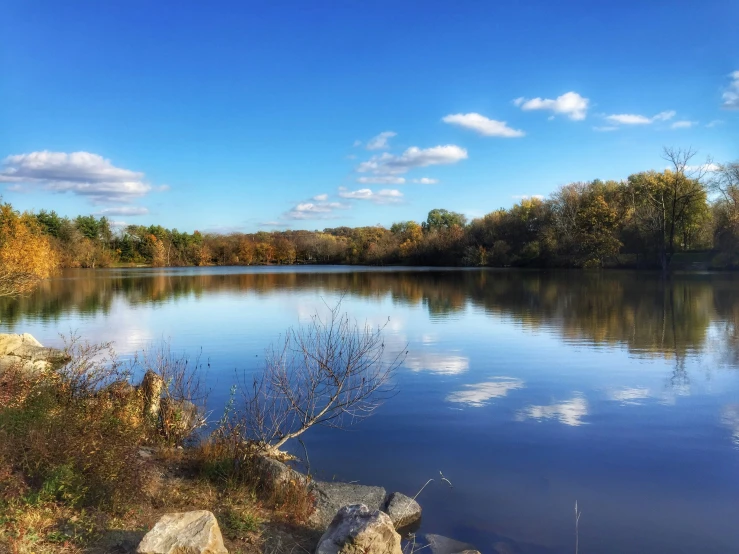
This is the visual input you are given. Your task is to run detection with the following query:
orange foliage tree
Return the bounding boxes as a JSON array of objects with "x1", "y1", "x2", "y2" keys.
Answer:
[{"x1": 0, "y1": 203, "x2": 58, "y2": 297}]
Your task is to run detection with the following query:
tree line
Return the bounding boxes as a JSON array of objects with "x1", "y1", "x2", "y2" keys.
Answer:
[{"x1": 2, "y1": 149, "x2": 738, "y2": 286}]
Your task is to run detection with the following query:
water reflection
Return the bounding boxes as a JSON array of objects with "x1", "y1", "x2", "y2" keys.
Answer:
[
  {"x1": 446, "y1": 378, "x2": 525, "y2": 407},
  {"x1": 405, "y1": 352, "x2": 470, "y2": 375},
  {"x1": 607, "y1": 387, "x2": 651, "y2": 405},
  {"x1": 721, "y1": 405, "x2": 739, "y2": 445},
  {"x1": 517, "y1": 395, "x2": 589, "y2": 426},
  {"x1": 2, "y1": 268, "x2": 738, "y2": 365}
]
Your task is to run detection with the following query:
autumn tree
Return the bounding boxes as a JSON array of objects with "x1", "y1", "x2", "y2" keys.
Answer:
[
  {"x1": 627, "y1": 148, "x2": 711, "y2": 272},
  {"x1": 0, "y1": 203, "x2": 58, "y2": 297},
  {"x1": 576, "y1": 193, "x2": 622, "y2": 267}
]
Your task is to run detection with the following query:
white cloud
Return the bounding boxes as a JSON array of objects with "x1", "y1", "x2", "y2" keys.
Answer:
[
  {"x1": 405, "y1": 352, "x2": 469, "y2": 375},
  {"x1": 285, "y1": 199, "x2": 351, "y2": 220},
  {"x1": 338, "y1": 187, "x2": 403, "y2": 205},
  {"x1": 721, "y1": 70, "x2": 739, "y2": 110},
  {"x1": 684, "y1": 163, "x2": 721, "y2": 173},
  {"x1": 517, "y1": 396, "x2": 588, "y2": 426},
  {"x1": 366, "y1": 131, "x2": 397, "y2": 150},
  {"x1": 94, "y1": 206, "x2": 149, "y2": 216},
  {"x1": 0, "y1": 151, "x2": 151, "y2": 203},
  {"x1": 605, "y1": 110, "x2": 675, "y2": 125},
  {"x1": 446, "y1": 378, "x2": 525, "y2": 407},
  {"x1": 352, "y1": 140, "x2": 362, "y2": 147},
  {"x1": 357, "y1": 176, "x2": 406, "y2": 185},
  {"x1": 671, "y1": 120, "x2": 696, "y2": 129},
  {"x1": 512, "y1": 194, "x2": 545, "y2": 200},
  {"x1": 357, "y1": 145, "x2": 468, "y2": 175},
  {"x1": 608, "y1": 387, "x2": 651, "y2": 405},
  {"x1": 593, "y1": 126, "x2": 619, "y2": 132},
  {"x1": 412, "y1": 178, "x2": 439, "y2": 184},
  {"x1": 513, "y1": 91, "x2": 589, "y2": 121},
  {"x1": 260, "y1": 221, "x2": 286, "y2": 227},
  {"x1": 312, "y1": 193, "x2": 329, "y2": 201},
  {"x1": 706, "y1": 119, "x2": 724, "y2": 128},
  {"x1": 442, "y1": 113, "x2": 525, "y2": 137}
]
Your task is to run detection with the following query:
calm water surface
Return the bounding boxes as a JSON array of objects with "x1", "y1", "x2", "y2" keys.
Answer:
[{"x1": 2, "y1": 267, "x2": 739, "y2": 554}]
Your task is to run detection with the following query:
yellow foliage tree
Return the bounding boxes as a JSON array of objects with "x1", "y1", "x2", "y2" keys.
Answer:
[{"x1": 0, "y1": 204, "x2": 58, "y2": 297}]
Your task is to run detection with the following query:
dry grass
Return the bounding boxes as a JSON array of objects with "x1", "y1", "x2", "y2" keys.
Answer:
[{"x1": 0, "y1": 339, "x2": 315, "y2": 554}]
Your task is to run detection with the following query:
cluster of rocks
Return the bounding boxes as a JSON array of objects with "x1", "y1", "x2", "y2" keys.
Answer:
[
  {"x1": 0, "y1": 333, "x2": 69, "y2": 375},
  {"x1": 136, "y1": 456, "x2": 480, "y2": 554}
]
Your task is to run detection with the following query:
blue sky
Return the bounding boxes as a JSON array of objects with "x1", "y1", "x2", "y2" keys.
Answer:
[{"x1": 1, "y1": 0, "x2": 737, "y2": 233}]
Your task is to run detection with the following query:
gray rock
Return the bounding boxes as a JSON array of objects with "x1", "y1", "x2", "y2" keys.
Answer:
[
  {"x1": 256, "y1": 455, "x2": 308, "y2": 487},
  {"x1": 0, "y1": 333, "x2": 69, "y2": 376},
  {"x1": 136, "y1": 510, "x2": 228, "y2": 554},
  {"x1": 309, "y1": 481, "x2": 387, "y2": 529},
  {"x1": 414, "y1": 534, "x2": 480, "y2": 554},
  {"x1": 316, "y1": 504, "x2": 401, "y2": 554},
  {"x1": 383, "y1": 492, "x2": 422, "y2": 529}
]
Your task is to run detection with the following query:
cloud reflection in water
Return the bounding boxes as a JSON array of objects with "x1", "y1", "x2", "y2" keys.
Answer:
[
  {"x1": 446, "y1": 377, "x2": 525, "y2": 407},
  {"x1": 517, "y1": 395, "x2": 589, "y2": 426}
]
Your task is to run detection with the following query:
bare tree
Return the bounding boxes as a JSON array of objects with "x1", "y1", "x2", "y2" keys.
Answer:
[
  {"x1": 238, "y1": 300, "x2": 404, "y2": 455},
  {"x1": 711, "y1": 161, "x2": 739, "y2": 209},
  {"x1": 629, "y1": 147, "x2": 711, "y2": 273}
]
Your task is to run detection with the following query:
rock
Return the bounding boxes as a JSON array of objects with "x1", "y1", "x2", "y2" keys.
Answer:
[
  {"x1": 383, "y1": 492, "x2": 421, "y2": 529},
  {"x1": 141, "y1": 371, "x2": 164, "y2": 419},
  {"x1": 0, "y1": 333, "x2": 69, "y2": 376},
  {"x1": 136, "y1": 510, "x2": 228, "y2": 554},
  {"x1": 256, "y1": 454, "x2": 308, "y2": 487},
  {"x1": 316, "y1": 504, "x2": 401, "y2": 554},
  {"x1": 309, "y1": 481, "x2": 387, "y2": 529},
  {"x1": 160, "y1": 397, "x2": 202, "y2": 437},
  {"x1": 413, "y1": 534, "x2": 479, "y2": 554}
]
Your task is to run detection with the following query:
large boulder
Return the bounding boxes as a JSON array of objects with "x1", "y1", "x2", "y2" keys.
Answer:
[
  {"x1": 310, "y1": 481, "x2": 387, "y2": 529},
  {"x1": 0, "y1": 333, "x2": 69, "y2": 376},
  {"x1": 316, "y1": 504, "x2": 401, "y2": 554},
  {"x1": 383, "y1": 492, "x2": 421, "y2": 529},
  {"x1": 412, "y1": 534, "x2": 480, "y2": 554},
  {"x1": 136, "y1": 510, "x2": 228, "y2": 554}
]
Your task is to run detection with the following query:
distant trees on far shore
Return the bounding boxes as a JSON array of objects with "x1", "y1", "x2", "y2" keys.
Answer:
[{"x1": 4, "y1": 149, "x2": 739, "y2": 275}]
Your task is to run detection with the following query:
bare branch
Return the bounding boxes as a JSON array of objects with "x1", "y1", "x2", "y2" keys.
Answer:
[{"x1": 235, "y1": 299, "x2": 404, "y2": 454}]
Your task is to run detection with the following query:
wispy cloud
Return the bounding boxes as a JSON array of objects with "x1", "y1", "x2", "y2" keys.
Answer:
[
  {"x1": 357, "y1": 176, "x2": 406, "y2": 185},
  {"x1": 338, "y1": 187, "x2": 403, "y2": 205},
  {"x1": 285, "y1": 199, "x2": 351, "y2": 220},
  {"x1": 357, "y1": 145, "x2": 467, "y2": 175},
  {"x1": 412, "y1": 177, "x2": 438, "y2": 184},
  {"x1": 94, "y1": 206, "x2": 149, "y2": 216},
  {"x1": 0, "y1": 151, "x2": 151, "y2": 203},
  {"x1": 604, "y1": 110, "x2": 675, "y2": 125},
  {"x1": 442, "y1": 113, "x2": 525, "y2": 137},
  {"x1": 670, "y1": 120, "x2": 697, "y2": 129},
  {"x1": 721, "y1": 70, "x2": 739, "y2": 110},
  {"x1": 593, "y1": 126, "x2": 619, "y2": 132},
  {"x1": 517, "y1": 395, "x2": 588, "y2": 426},
  {"x1": 366, "y1": 131, "x2": 397, "y2": 150},
  {"x1": 513, "y1": 91, "x2": 589, "y2": 120},
  {"x1": 512, "y1": 194, "x2": 544, "y2": 200},
  {"x1": 446, "y1": 378, "x2": 525, "y2": 407},
  {"x1": 706, "y1": 119, "x2": 724, "y2": 128}
]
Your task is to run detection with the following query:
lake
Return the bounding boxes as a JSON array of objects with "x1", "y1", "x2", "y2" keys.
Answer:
[{"x1": 2, "y1": 267, "x2": 738, "y2": 554}]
